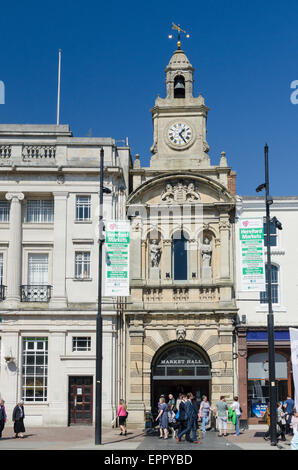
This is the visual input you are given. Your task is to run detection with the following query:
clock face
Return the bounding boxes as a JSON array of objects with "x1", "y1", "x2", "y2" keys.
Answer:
[{"x1": 168, "y1": 122, "x2": 193, "y2": 147}]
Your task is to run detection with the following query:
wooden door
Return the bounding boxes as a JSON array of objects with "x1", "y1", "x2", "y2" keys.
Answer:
[{"x1": 69, "y1": 376, "x2": 93, "y2": 425}]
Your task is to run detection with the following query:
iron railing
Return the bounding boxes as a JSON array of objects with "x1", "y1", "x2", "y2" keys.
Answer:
[{"x1": 20, "y1": 285, "x2": 52, "y2": 302}]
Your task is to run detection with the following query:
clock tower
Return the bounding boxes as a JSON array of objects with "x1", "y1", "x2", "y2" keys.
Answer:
[{"x1": 150, "y1": 47, "x2": 210, "y2": 170}]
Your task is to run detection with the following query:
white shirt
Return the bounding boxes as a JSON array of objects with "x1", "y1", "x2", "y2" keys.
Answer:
[{"x1": 232, "y1": 401, "x2": 241, "y2": 416}]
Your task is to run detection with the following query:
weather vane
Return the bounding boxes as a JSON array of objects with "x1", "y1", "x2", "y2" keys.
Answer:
[{"x1": 168, "y1": 23, "x2": 190, "y2": 50}]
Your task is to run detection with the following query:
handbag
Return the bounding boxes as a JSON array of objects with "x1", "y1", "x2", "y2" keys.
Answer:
[{"x1": 175, "y1": 410, "x2": 180, "y2": 420}]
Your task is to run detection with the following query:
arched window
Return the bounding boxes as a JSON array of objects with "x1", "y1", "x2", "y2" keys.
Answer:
[
  {"x1": 260, "y1": 264, "x2": 279, "y2": 304},
  {"x1": 172, "y1": 233, "x2": 188, "y2": 281},
  {"x1": 174, "y1": 75, "x2": 185, "y2": 98}
]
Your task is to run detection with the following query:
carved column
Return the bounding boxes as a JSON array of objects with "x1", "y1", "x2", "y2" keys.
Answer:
[
  {"x1": 130, "y1": 221, "x2": 142, "y2": 280},
  {"x1": 5, "y1": 192, "x2": 24, "y2": 306}
]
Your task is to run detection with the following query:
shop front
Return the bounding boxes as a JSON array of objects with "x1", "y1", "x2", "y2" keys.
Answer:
[{"x1": 238, "y1": 329, "x2": 293, "y2": 425}]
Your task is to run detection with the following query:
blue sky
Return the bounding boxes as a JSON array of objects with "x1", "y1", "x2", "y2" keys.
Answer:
[{"x1": 1, "y1": 0, "x2": 298, "y2": 195}]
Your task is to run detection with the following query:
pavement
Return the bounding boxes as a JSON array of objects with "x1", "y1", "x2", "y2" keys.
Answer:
[{"x1": 0, "y1": 424, "x2": 294, "y2": 451}]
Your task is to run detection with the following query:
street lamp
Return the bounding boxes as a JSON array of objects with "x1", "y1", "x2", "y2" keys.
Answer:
[
  {"x1": 256, "y1": 144, "x2": 282, "y2": 446},
  {"x1": 95, "y1": 147, "x2": 112, "y2": 445}
]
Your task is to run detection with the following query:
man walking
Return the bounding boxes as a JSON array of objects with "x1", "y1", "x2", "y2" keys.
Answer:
[
  {"x1": 176, "y1": 393, "x2": 200, "y2": 444},
  {"x1": 284, "y1": 395, "x2": 295, "y2": 435}
]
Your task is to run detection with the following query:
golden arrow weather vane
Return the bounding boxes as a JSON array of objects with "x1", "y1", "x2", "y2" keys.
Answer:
[{"x1": 169, "y1": 22, "x2": 190, "y2": 50}]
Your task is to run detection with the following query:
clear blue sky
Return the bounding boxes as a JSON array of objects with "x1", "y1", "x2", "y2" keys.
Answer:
[{"x1": 1, "y1": 0, "x2": 298, "y2": 196}]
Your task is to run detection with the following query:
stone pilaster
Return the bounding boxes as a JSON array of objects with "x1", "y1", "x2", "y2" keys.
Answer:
[
  {"x1": 5, "y1": 192, "x2": 24, "y2": 307},
  {"x1": 219, "y1": 218, "x2": 230, "y2": 280},
  {"x1": 238, "y1": 328, "x2": 248, "y2": 426},
  {"x1": 49, "y1": 192, "x2": 68, "y2": 309}
]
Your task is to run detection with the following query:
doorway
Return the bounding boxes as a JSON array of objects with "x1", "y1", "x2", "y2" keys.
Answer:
[
  {"x1": 68, "y1": 376, "x2": 93, "y2": 425},
  {"x1": 151, "y1": 342, "x2": 211, "y2": 415}
]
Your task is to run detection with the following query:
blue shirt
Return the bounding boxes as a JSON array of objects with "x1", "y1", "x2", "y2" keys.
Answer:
[{"x1": 285, "y1": 399, "x2": 295, "y2": 414}]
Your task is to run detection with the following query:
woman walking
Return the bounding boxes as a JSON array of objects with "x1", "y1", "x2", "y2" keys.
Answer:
[
  {"x1": 277, "y1": 402, "x2": 286, "y2": 442},
  {"x1": 0, "y1": 399, "x2": 7, "y2": 439},
  {"x1": 199, "y1": 395, "x2": 211, "y2": 433},
  {"x1": 117, "y1": 399, "x2": 128, "y2": 436},
  {"x1": 155, "y1": 396, "x2": 169, "y2": 439},
  {"x1": 12, "y1": 400, "x2": 25, "y2": 438}
]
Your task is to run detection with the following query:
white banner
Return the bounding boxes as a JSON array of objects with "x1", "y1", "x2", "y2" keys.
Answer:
[
  {"x1": 104, "y1": 220, "x2": 130, "y2": 297},
  {"x1": 239, "y1": 217, "x2": 266, "y2": 292},
  {"x1": 290, "y1": 328, "x2": 298, "y2": 408}
]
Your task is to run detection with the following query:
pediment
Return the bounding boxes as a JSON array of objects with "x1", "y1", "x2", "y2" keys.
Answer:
[{"x1": 127, "y1": 173, "x2": 236, "y2": 207}]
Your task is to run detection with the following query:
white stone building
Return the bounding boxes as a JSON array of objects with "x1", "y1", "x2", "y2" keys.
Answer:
[
  {"x1": 0, "y1": 124, "x2": 131, "y2": 426},
  {"x1": 235, "y1": 196, "x2": 298, "y2": 425}
]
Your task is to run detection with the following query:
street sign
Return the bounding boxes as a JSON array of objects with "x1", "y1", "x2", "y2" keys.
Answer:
[
  {"x1": 104, "y1": 220, "x2": 130, "y2": 296},
  {"x1": 239, "y1": 217, "x2": 266, "y2": 292}
]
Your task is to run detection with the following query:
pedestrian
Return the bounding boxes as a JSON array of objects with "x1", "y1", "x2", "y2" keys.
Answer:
[
  {"x1": 168, "y1": 393, "x2": 176, "y2": 411},
  {"x1": 231, "y1": 396, "x2": 242, "y2": 436},
  {"x1": 214, "y1": 396, "x2": 228, "y2": 437},
  {"x1": 284, "y1": 395, "x2": 295, "y2": 435},
  {"x1": 155, "y1": 397, "x2": 169, "y2": 439},
  {"x1": 290, "y1": 408, "x2": 298, "y2": 450},
  {"x1": 168, "y1": 405, "x2": 178, "y2": 438},
  {"x1": 0, "y1": 399, "x2": 7, "y2": 439},
  {"x1": 176, "y1": 393, "x2": 200, "y2": 444},
  {"x1": 277, "y1": 402, "x2": 286, "y2": 442},
  {"x1": 177, "y1": 394, "x2": 188, "y2": 438},
  {"x1": 117, "y1": 399, "x2": 128, "y2": 436},
  {"x1": 199, "y1": 395, "x2": 211, "y2": 433},
  {"x1": 176, "y1": 393, "x2": 183, "y2": 412},
  {"x1": 263, "y1": 403, "x2": 270, "y2": 440},
  {"x1": 12, "y1": 400, "x2": 25, "y2": 438}
]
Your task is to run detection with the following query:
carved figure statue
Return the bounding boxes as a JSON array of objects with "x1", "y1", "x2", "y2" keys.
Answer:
[
  {"x1": 161, "y1": 184, "x2": 174, "y2": 203},
  {"x1": 150, "y1": 240, "x2": 162, "y2": 267},
  {"x1": 186, "y1": 183, "x2": 200, "y2": 202},
  {"x1": 201, "y1": 237, "x2": 212, "y2": 268}
]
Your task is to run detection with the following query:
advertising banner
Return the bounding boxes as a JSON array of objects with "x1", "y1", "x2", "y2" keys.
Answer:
[
  {"x1": 290, "y1": 328, "x2": 298, "y2": 408},
  {"x1": 104, "y1": 220, "x2": 130, "y2": 296},
  {"x1": 239, "y1": 218, "x2": 266, "y2": 292}
]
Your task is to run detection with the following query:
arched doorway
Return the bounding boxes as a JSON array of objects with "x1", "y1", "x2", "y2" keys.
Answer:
[{"x1": 151, "y1": 342, "x2": 211, "y2": 413}]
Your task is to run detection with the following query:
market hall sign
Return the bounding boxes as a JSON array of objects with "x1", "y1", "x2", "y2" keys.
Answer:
[{"x1": 159, "y1": 359, "x2": 204, "y2": 366}]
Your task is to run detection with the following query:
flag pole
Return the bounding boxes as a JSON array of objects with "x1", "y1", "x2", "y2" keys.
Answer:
[{"x1": 56, "y1": 49, "x2": 62, "y2": 125}]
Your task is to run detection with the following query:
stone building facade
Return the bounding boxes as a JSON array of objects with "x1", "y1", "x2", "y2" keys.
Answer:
[
  {"x1": 0, "y1": 125, "x2": 131, "y2": 426},
  {"x1": 125, "y1": 47, "x2": 238, "y2": 425},
  {"x1": 235, "y1": 197, "x2": 298, "y2": 425}
]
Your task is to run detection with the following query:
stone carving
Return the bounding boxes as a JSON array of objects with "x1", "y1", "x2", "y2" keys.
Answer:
[
  {"x1": 5, "y1": 192, "x2": 24, "y2": 202},
  {"x1": 176, "y1": 326, "x2": 186, "y2": 343},
  {"x1": 150, "y1": 240, "x2": 161, "y2": 267},
  {"x1": 201, "y1": 237, "x2": 212, "y2": 268},
  {"x1": 201, "y1": 237, "x2": 212, "y2": 280},
  {"x1": 161, "y1": 180, "x2": 200, "y2": 203}
]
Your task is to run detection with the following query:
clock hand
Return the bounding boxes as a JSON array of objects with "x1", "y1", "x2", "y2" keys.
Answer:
[{"x1": 179, "y1": 129, "x2": 187, "y2": 143}]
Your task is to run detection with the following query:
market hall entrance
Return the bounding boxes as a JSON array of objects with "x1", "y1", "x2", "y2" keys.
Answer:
[{"x1": 151, "y1": 342, "x2": 212, "y2": 414}]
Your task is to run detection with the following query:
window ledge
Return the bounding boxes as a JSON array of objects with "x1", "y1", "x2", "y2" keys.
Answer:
[
  {"x1": 74, "y1": 220, "x2": 92, "y2": 224},
  {"x1": 73, "y1": 278, "x2": 93, "y2": 282}
]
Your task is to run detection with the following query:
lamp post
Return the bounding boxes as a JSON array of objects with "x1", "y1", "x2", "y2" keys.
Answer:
[
  {"x1": 95, "y1": 147, "x2": 111, "y2": 445},
  {"x1": 256, "y1": 144, "x2": 282, "y2": 446}
]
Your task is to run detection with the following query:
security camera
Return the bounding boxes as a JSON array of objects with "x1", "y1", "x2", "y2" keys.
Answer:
[{"x1": 271, "y1": 216, "x2": 282, "y2": 230}]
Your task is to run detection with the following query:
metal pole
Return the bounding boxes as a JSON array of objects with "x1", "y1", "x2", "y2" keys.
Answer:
[
  {"x1": 264, "y1": 144, "x2": 277, "y2": 446},
  {"x1": 95, "y1": 147, "x2": 104, "y2": 445},
  {"x1": 56, "y1": 49, "x2": 61, "y2": 125}
]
